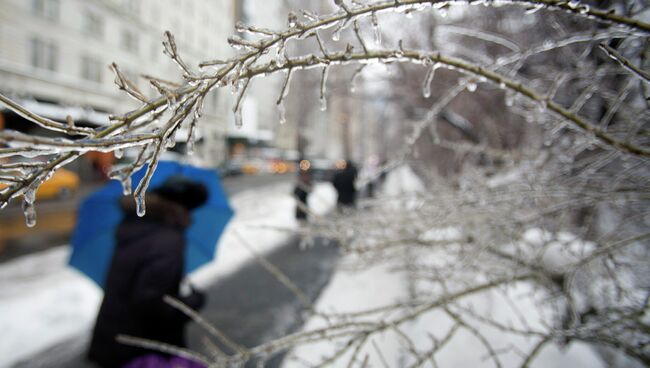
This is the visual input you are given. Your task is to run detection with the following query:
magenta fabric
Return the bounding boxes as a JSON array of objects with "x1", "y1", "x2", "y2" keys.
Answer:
[{"x1": 123, "y1": 354, "x2": 207, "y2": 368}]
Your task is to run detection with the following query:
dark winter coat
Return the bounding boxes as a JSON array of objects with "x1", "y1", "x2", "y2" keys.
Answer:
[
  {"x1": 294, "y1": 185, "x2": 309, "y2": 220},
  {"x1": 332, "y1": 165, "x2": 358, "y2": 206},
  {"x1": 88, "y1": 196, "x2": 204, "y2": 368}
]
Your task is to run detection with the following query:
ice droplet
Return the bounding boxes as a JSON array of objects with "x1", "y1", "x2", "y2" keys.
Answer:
[
  {"x1": 505, "y1": 91, "x2": 515, "y2": 106},
  {"x1": 114, "y1": 148, "x2": 124, "y2": 159},
  {"x1": 371, "y1": 12, "x2": 381, "y2": 45},
  {"x1": 186, "y1": 136, "x2": 195, "y2": 155},
  {"x1": 278, "y1": 102, "x2": 287, "y2": 125},
  {"x1": 319, "y1": 66, "x2": 329, "y2": 111},
  {"x1": 23, "y1": 187, "x2": 36, "y2": 204},
  {"x1": 466, "y1": 81, "x2": 477, "y2": 92},
  {"x1": 343, "y1": 44, "x2": 353, "y2": 59},
  {"x1": 121, "y1": 176, "x2": 132, "y2": 196},
  {"x1": 165, "y1": 136, "x2": 176, "y2": 149},
  {"x1": 136, "y1": 194, "x2": 146, "y2": 217},
  {"x1": 538, "y1": 99, "x2": 548, "y2": 112},
  {"x1": 422, "y1": 64, "x2": 437, "y2": 98},
  {"x1": 332, "y1": 28, "x2": 341, "y2": 41},
  {"x1": 568, "y1": 0, "x2": 580, "y2": 9},
  {"x1": 287, "y1": 11, "x2": 298, "y2": 28},
  {"x1": 22, "y1": 200, "x2": 36, "y2": 228}
]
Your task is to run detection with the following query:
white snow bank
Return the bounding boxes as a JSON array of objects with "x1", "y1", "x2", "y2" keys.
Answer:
[
  {"x1": 0, "y1": 181, "x2": 334, "y2": 367},
  {"x1": 382, "y1": 164, "x2": 425, "y2": 195}
]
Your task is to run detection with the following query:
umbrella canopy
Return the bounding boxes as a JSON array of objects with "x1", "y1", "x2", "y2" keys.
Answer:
[{"x1": 70, "y1": 161, "x2": 234, "y2": 288}]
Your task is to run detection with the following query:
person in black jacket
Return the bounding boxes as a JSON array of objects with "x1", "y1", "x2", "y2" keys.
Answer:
[
  {"x1": 88, "y1": 176, "x2": 208, "y2": 368},
  {"x1": 332, "y1": 160, "x2": 358, "y2": 210},
  {"x1": 293, "y1": 169, "x2": 312, "y2": 221}
]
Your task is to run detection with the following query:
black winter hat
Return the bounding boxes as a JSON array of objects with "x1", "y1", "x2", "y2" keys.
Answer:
[{"x1": 151, "y1": 175, "x2": 208, "y2": 210}]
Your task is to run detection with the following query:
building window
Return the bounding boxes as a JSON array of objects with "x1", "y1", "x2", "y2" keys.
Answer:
[
  {"x1": 81, "y1": 55, "x2": 102, "y2": 83},
  {"x1": 32, "y1": 0, "x2": 60, "y2": 21},
  {"x1": 121, "y1": 29, "x2": 138, "y2": 54},
  {"x1": 84, "y1": 11, "x2": 104, "y2": 40},
  {"x1": 30, "y1": 38, "x2": 58, "y2": 71}
]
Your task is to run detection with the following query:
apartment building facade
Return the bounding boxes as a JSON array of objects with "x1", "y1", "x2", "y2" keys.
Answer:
[{"x1": 0, "y1": 0, "x2": 236, "y2": 167}]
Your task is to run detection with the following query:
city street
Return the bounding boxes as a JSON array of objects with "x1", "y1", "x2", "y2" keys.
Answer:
[{"x1": 4, "y1": 173, "x2": 341, "y2": 368}]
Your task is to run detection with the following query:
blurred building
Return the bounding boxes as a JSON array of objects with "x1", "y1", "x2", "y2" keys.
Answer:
[
  {"x1": 0, "y1": 0, "x2": 235, "y2": 167},
  {"x1": 231, "y1": 1, "x2": 296, "y2": 161}
]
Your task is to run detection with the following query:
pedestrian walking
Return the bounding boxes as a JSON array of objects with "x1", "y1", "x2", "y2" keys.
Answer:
[
  {"x1": 294, "y1": 169, "x2": 313, "y2": 221},
  {"x1": 88, "y1": 176, "x2": 209, "y2": 368},
  {"x1": 332, "y1": 160, "x2": 358, "y2": 210}
]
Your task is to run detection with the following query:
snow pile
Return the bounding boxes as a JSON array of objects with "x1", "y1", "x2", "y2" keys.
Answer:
[
  {"x1": 0, "y1": 181, "x2": 332, "y2": 367},
  {"x1": 382, "y1": 164, "x2": 425, "y2": 195}
]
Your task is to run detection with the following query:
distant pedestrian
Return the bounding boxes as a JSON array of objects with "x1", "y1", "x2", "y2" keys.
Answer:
[
  {"x1": 88, "y1": 176, "x2": 208, "y2": 368},
  {"x1": 294, "y1": 169, "x2": 312, "y2": 221},
  {"x1": 332, "y1": 160, "x2": 358, "y2": 210}
]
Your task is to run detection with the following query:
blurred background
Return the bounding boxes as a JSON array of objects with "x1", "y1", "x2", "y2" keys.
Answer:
[{"x1": 1, "y1": 0, "x2": 649, "y2": 367}]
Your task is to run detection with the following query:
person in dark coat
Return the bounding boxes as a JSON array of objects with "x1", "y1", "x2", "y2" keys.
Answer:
[
  {"x1": 88, "y1": 176, "x2": 208, "y2": 368},
  {"x1": 293, "y1": 169, "x2": 312, "y2": 221},
  {"x1": 332, "y1": 160, "x2": 358, "y2": 209}
]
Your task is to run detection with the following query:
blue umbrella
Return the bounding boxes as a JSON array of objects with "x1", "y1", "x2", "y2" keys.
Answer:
[{"x1": 69, "y1": 161, "x2": 234, "y2": 288}]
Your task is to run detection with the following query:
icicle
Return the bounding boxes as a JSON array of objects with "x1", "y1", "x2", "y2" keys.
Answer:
[
  {"x1": 165, "y1": 131, "x2": 177, "y2": 148},
  {"x1": 371, "y1": 12, "x2": 381, "y2": 45},
  {"x1": 22, "y1": 200, "x2": 36, "y2": 228},
  {"x1": 332, "y1": 28, "x2": 342, "y2": 42},
  {"x1": 349, "y1": 65, "x2": 365, "y2": 94},
  {"x1": 121, "y1": 176, "x2": 132, "y2": 196},
  {"x1": 186, "y1": 118, "x2": 197, "y2": 156},
  {"x1": 422, "y1": 64, "x2": 438, "y2": 98},
  {"x1": 505, "y1": 91, "x2": 515, "y2": 106},
  {"x1": 319, "y1": 66, "x2": 329, "y2": 111},
  {"x1": 343, "y1": 44, "x2": 354, "y2": 60},
  {"x1": 234, "y1": 106, "x2": 243, "y2": 128},
  {"x1": 135, "y1": 193, "x2": 146, "y2": 217},
  {"x1": 287, "y1": 11, "x2": 299, "y2": 28},
  {"x1": 320, "y1": 96, "x2": 328, "y2": 111},
  {"x1": 331, "y1": 19, "x2": 350, "y2": 42},
  {"x1": 114, "y1": 148, "x2": 124, "y2": 159},
  {"x1": 278, "y1": 101, "x2": 287, "y2": 125},
  {"x1": 23, "y1": 186, "x2": 36, "y2": 205},
  {"x1": 537, "y1": 99, "x2": 548, "y2": 112},
  {"x1": 0, "y1": 200, "x2": 7, "y2": 210},
  {"x1": 275, "y1": 40, "x2": 286, "y2": 66}
]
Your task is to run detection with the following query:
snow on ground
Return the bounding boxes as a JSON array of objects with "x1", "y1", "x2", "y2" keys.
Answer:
[
  {"x1": 284, "y1": 165, "x2": 604, "y2": 368},
  {"x1": 0, "y1": 181, "x2": 334, "y2": 368}
]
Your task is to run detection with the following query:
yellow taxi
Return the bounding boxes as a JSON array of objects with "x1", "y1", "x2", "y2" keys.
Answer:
[
  {"x1": 36, "y1": 168, "x2": 80, "y2": 199},
  {"x1": 0, "y1": 168, "x2": 80, "y2": 200}
]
